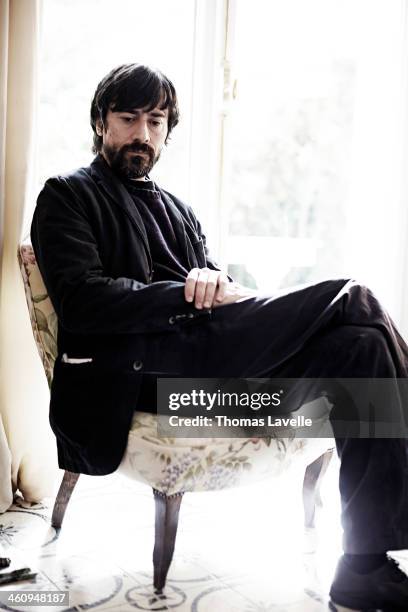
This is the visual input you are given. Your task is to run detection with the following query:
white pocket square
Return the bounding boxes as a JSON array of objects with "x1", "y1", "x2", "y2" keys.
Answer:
[{"x1": 61, "y1": 353, "x2": 93, "y2": 364}]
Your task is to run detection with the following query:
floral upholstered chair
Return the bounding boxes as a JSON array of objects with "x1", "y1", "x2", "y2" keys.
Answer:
[{"x1": 18, "y1": 243, "x2": 334, "y2": 594}]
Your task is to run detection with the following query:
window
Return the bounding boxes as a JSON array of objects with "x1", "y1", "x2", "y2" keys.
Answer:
[
  {"x1": 37, "y1": 0, "x2": 408, "y2": 329},
  {"x1": 38, "y1": 0, "x2": 196, "y2": 201},
  {"x1": 222, "y1": 0, "x2": 405, "y2": 298}
]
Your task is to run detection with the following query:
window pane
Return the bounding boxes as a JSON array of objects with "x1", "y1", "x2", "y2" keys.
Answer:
[
  {"x1": 227, "y1": 0, "x2": 379, "y2": 291},
  {"x1": 38, "y1": 0, "x2": 195, "y2": 201}
]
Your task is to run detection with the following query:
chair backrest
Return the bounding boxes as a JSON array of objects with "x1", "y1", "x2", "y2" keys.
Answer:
[{"x1": 18, "y1": 244, "x2": 58, "y2": 389}]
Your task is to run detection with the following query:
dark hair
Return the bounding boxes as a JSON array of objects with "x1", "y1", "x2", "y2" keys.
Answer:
[{"x1": 90, "y1": 63, "x2": 180, "y2": 153}]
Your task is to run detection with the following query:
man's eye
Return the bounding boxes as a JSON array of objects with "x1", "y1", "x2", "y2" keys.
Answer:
[
  {"x1": 150, "y1": 120, "x2": 162, "y2": 127},
  {"x1": 122, "y1": 116, "x2": 134, "y2": 123}
]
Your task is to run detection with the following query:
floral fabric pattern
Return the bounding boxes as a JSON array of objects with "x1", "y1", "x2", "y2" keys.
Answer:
[
  {"x1": 19, "y1": 244, "x2": 57, "y2": 387},
  {"x1": 118, "y1": 412, "x2": 331, "y2": 494}
]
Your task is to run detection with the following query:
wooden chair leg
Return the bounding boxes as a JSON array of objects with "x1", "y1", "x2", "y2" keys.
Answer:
[
  {"x1": 152, "y1": 489, "x2": 183, "y2": 594},
  {"x1": 302, "y1": 449, "x2": 333, "y2": 529},
  {"x1": 51, "y1": 470, "x2": 80, "y2": 529}
]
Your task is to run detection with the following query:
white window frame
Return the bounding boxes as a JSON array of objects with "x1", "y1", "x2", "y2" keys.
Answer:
[{"x1": 188, "y1": 0, "x2": 236, "y2": 266}]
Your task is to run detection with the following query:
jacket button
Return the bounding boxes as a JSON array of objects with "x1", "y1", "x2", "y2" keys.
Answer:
[{"x1": 133, "y1": 360, "x2": 143, "y2": 371}]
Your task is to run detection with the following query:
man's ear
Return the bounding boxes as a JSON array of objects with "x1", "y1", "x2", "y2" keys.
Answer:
[{"x1": 96, "y1": 119, "x2": 104, "y2": 137}]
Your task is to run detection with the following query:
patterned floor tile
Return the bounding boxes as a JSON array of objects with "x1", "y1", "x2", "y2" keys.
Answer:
[
  {"x1": 122, "y1": 556, "x2": 217, "y2": 592},
  {"x1": 3, "y1": 463, "x2": 407, "y2": 611},
  {"x1": 32, "y1": 553, "x2": 135, "y2": 609},
  {"x1": 174, "y1": 580, "x2": 264, "y2": 612},
  {"x1": 0, "y1": 507, "x2": 57, "y2": 553}
]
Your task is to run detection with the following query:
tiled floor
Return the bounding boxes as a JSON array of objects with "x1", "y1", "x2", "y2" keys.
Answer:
[{"x1": 0, "y1": 457, "x2": 407, "y2": 611}]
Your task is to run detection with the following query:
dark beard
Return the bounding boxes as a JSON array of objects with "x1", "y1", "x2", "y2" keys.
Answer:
[{"x1": 102, "y1": 141, "x2": 160, "y2": 180}]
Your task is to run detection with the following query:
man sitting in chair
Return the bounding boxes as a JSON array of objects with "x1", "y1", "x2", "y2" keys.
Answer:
[{"x1": 31, "y1": 63, "x2": 408, "y2": 611}]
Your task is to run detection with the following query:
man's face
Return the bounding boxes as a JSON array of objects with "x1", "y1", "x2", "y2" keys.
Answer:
[{"x1": 97, "y1": 106, "x2": 168, "y2": 180}]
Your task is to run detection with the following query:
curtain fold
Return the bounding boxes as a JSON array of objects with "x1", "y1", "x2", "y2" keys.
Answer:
[{"x1": 0, "y1": 0, "x2": 57, "y2": 511}]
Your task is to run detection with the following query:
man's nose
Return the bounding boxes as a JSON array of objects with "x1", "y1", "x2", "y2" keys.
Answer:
[{"x1": 131, "y1": 118, "x2": 150, "y2": 143}]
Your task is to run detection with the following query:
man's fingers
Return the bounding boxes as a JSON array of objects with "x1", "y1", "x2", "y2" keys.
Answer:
[
  {"x1": 202, "y1": 271, "x2": 221, "y2": 308},
  {"x1": 184, "y1": 267, "x2": 211, "y2": 307},
  {"x1": 194, "y1": 268, "x2": 211, "y2": 308},
  {"x1": 213, "y1": 274, "x2": 230, "y2": 305},
  {"x1": 184, "y1": 268, "x2": 228, "y2": 309},
  {"x1": 184, "y1": 268, "x2": 200, "y2": 302}
]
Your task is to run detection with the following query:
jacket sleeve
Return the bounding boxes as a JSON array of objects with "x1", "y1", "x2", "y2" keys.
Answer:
[{"x1": 31, "y1": 177, "x2": 209, "y2": 335}]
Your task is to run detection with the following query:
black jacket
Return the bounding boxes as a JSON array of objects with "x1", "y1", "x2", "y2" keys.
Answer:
[{"x1": 31, "y1": 154, "x2": 223, "y2": 475}]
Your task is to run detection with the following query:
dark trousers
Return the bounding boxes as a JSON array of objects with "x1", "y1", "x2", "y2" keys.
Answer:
[{"x1": 141, "y1": 278, "x2": 408, "y2": 554}]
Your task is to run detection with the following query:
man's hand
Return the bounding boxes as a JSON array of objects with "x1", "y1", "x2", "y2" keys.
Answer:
[{"x1": 184, "y1": 267, "x2": 257, "y2": 309}]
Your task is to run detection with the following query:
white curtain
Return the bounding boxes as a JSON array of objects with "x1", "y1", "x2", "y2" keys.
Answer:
[{"x1": 0, "y1": 0, "x2": 57, "y2": 512}]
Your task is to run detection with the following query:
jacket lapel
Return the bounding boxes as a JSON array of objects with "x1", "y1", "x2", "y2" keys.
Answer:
[
  {"x1": 89, "y1": 155, "x2": 151, "y2": 264},
  {"x1": 159, "y1": 189, "x2": 201, "y2": 269},
  {"x1": 156, "y1": 190, "x2": 197, "y2": 270},
  {"x1": 89, "y1": 154, "x2": 204, "y2": 271}
]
